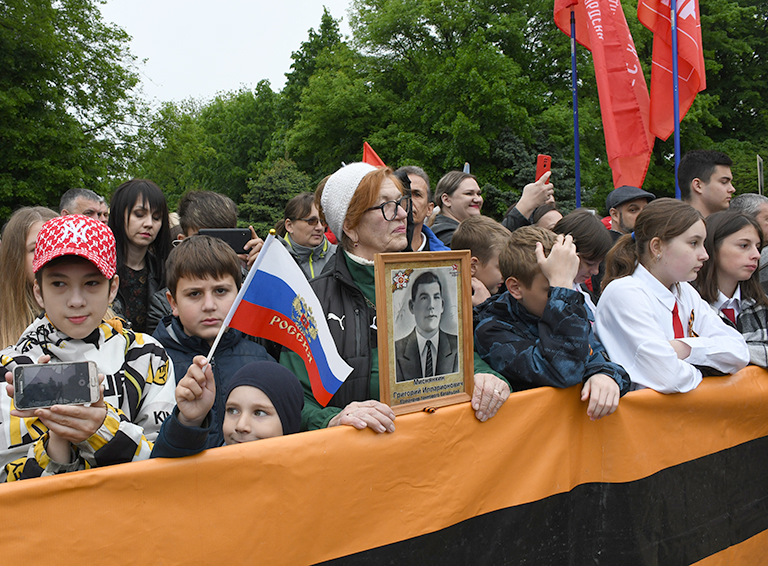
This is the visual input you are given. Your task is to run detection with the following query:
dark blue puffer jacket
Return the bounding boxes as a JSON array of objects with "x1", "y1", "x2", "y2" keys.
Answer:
[
  {"x1": 474, "y1": 287, "x2": 630, "y2": 395},
  {"x1": 153, "y1": 314, "x2": 274, "y2": 447}
]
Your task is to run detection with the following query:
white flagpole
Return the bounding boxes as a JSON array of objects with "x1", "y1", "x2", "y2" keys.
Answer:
[{"x1": 204, "y1": 231, "x2": 277, "y2": 363}]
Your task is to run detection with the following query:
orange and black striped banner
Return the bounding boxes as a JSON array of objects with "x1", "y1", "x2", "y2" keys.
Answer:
[{"x1": 1, "y1": 367, "x2": 767, "y2": 565}]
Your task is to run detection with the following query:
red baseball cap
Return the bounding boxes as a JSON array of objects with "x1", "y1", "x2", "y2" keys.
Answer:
[{"x1": 33, "y1": 215, "x2": 117, "y2": 278}]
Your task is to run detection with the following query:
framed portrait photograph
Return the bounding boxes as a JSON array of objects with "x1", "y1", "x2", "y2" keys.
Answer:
[{"x1": 374, "y1": 250, "x2": 474, "y2": 415}]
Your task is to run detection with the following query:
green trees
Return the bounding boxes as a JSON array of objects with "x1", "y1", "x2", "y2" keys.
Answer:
[
  {"x1": 238, "y1": 159, "x2": 312, "y2": 236},
  {"x1": 135, "y1": 82, "x2": 279, "y2": 208},
  {"x1": 0, "y1": 0, "x2": 143, "y2": 218},
  {"x1": 3, "y1": 0, "x2": 766, "y2": 224}
]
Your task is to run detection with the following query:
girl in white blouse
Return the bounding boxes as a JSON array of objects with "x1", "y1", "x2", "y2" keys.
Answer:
[
  {"x1": 595, "y1": 198, "x2": 748, "y2": 393},
  {"x1": 695, "y1": 211, "x2": 768, "y2": 367}
]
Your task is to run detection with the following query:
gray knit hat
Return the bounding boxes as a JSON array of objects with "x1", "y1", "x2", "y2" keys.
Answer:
[{"x1": 321, "y1": 162, "x2": 378, "y2": 240}]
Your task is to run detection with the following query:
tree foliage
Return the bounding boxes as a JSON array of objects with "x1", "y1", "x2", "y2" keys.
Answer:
[
  {"x1": 4, "y1": 0, "x2": 767, "y2": 226},
  {"x1": 238, "y1": 158, "x2": 312, "y2": 236},
  {"x1": 0, "y1": 0, "x2": 143, "y2": 219},
  {"x1": 134, "y1": 81, "x2": 280, "y2": 207}
]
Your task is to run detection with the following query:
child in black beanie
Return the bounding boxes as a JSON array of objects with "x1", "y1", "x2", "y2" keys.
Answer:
[{"x1": 151, "y1": 358, "x2": 304, "y2": 458}]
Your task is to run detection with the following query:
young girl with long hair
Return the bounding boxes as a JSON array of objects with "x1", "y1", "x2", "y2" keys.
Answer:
[
  {"x1": 108, "y1": 179, "x2": 172, "y2": 333},
  {"x1": 0, "y1": 207, "x2": 58, "y2": 348},
  {"x1": 695, "y1": 211, "x2": 768, "y2": 367},
  {"x1": 595, "y1": 198, "x2": 748, "y2": 393}
]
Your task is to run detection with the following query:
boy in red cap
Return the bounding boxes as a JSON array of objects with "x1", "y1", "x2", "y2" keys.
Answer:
[{"x1": 1, "y1": 215, "x2": 176, "y2": 480}]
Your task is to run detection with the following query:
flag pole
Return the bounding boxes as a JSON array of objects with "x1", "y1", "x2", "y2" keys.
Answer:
[
  {"x1": 205, "y1": 232, "x2": 277, "y2": 362},
  {"x1": 570, "y1": 9, "x2": 582, "y2": 207},
  {"x1": 671, "y1": 0, "x2": 682, "y2": 199}
]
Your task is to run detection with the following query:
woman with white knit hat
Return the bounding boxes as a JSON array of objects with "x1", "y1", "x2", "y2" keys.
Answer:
[{"x1": 280, "y1": 163, "x2": 510, "y2": 433}]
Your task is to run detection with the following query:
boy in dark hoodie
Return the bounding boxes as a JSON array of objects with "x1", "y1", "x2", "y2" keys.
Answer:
[
  {"x1": 474, "y1": 226, "x2": 630, "y2": 420},
  {"x1": 152, "y1": 236, "x2": 274, "y2": 447},
  {"x1": 151, "y1": 359, "x2": 303, "y2": 458}
]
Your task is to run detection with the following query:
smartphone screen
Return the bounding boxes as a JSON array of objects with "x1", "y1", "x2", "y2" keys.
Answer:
[
  {"x1": 14, "y1": 362, "x2": 97, "y2": 410},
  {"x1": 536, "y1": 154, "x2": 552, "y2": 181},
  {"x1": 198, "y1": 229, "x2": 251, "y2": 255}
]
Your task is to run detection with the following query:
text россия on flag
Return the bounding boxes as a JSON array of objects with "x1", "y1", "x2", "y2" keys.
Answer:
[{"x1": 220, "y1": 235, "x2": 352, "y2": 407}]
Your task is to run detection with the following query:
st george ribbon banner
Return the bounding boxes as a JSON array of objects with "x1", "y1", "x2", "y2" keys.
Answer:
[{"x1": 555, "y1": 0, "x2": 655, "y2": 188}]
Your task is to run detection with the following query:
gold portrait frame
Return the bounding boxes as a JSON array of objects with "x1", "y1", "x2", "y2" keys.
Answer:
[{"x1": 374, "y1": 250, "x2": 474, "y2": 415}]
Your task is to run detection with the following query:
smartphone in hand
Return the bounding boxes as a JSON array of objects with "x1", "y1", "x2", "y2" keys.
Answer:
[
  {"x1": 198, "y1": 228, "x2": 252, "y2": 255},
  {"x1": 14, "y1": 361, "x2": 99, "y2": 410},
  {"x1": 536, "y1": 154, "x2": 552, "y2": 182}
]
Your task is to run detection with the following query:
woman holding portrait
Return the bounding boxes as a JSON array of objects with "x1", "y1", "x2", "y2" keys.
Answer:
[{"x1": 280, "y1": 163, "x2": 510, "y2": 432}]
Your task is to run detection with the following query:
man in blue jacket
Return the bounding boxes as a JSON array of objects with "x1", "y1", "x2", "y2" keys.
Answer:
[{"x1": 396, "y1": 166, "x2": 449, "y2": 252}]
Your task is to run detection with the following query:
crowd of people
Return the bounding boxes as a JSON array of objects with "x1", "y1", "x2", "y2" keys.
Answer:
[{"x1": 0, "y1": 148, "x2": 762, "y2": 481}]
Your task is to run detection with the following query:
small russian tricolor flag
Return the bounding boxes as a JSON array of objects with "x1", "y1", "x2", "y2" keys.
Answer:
[{"x1": 207, "y1": 234, "x2": 352, "y2": 406}]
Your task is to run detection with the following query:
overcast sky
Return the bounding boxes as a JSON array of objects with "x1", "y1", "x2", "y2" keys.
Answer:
[{"x1": 100, "y1": 0, "x2": 353, "y2": 104}]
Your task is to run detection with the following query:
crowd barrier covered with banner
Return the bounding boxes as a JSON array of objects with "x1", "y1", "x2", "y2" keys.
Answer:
[{"x1": 2, "y1": 367, "x2": 767, "y2": 565}]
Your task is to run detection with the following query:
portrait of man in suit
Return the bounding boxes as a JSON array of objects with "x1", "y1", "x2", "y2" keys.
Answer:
[{"x1": 395, "y1": 271, "x2": 459, "y2": 382}]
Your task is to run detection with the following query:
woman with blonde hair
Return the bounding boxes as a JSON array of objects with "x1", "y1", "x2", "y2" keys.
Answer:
[{"x1": 0, "y1": 206, "x2": 58, "y2": 348}]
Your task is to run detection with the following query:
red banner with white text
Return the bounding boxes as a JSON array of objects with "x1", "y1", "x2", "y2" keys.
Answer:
[
  {"x1": 555, "y1": 0, "x2": 654, "y2": 188},
  {"x1": 638, "y1": 0, "x2": 706, "y2": 140}
]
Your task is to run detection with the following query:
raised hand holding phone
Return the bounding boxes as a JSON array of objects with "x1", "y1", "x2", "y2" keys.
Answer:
[{"x1": 516, "y1": 169, "x2": 555, "y2": 219}]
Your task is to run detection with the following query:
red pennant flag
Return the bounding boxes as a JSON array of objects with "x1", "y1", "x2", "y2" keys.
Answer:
[
  {"x1": 554, "y1": 0, "x2": 655, "y2": 188},
  {"x1": 362, "y1": 142, "x2": 386, "y2": 167},
  {"x1": 638, "y1": 0, "x2": 706, "y2": 141}
]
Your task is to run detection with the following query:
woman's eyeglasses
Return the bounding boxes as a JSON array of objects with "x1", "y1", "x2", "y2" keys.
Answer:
[
  {"x1": 366, "y1": 197, "x2": 412, "y2": 221},
  {"x1": 296, "y1": 217, "x2": 322, "y2": 226}
]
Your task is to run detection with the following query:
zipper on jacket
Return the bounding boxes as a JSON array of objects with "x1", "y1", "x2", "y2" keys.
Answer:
[{"x1": 354, "y1": 307, "x2": 363, "y2": 357}]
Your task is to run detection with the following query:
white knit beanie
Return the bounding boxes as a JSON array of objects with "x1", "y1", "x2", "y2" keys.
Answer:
[{"x1": 321, "y1": 162, "x2": 378, "y2": 241}]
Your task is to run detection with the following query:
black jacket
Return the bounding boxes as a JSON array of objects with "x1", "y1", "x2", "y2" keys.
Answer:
[
  {"x1": 152, "y1": 314, "x2": 274, "y2": 447},
  {"x1": 474, "y1": 288, "x2": 630, "y2": 394},
  {"x1": 310, "y1": 251, "x2": 378, "y2": 409},
  {"x1": 501, "y1": 207, "x2": 531, "y2": 233},
  {"x1": 430, "y1": 214, "x2": 460, "y2": 246},
  {"x1": 113, "y1": 252, "x2": 164, "y2": 332}
]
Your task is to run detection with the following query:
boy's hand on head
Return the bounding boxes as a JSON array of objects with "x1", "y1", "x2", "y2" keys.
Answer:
[
  {"x1": 536, "y1": 233, "x2": 579, "y2": 289},
  {"x1": 176, "y1": 355, "x2": 215, "y2": 428},
  {"x1": 581, "y1": 373, "x2": 620, "y2": 421},
  {"x1": 472, "y1": 373, "x2": 510, "y2": 422},
  {"x1": 243, "y1": 226, "x2": 264, "y2": 270},
  {"x1": 470, "y1": 277, "x2": 492, "y2": 306},
  {"x1": 329, "y1": 400, "x2": 396, "y2": 433},
  {"x1": 515, "y1": 171, "x2": 554, "y2": 218}
]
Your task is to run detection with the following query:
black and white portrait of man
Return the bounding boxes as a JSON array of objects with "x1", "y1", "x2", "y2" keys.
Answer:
[{"x1": 394, "y1": 270, "x2": 459, "y2": 382}]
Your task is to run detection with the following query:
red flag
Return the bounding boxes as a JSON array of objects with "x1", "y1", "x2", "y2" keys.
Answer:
[
  {"x1": 554, "y1": 0, "x2": 655, "y2": 188},
  {"x1": 638, "y1": 0, "x2": 706, "y2": 141},
  {"x1": 362, "y1": 142, "x2": 386, "y2": 167}
]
